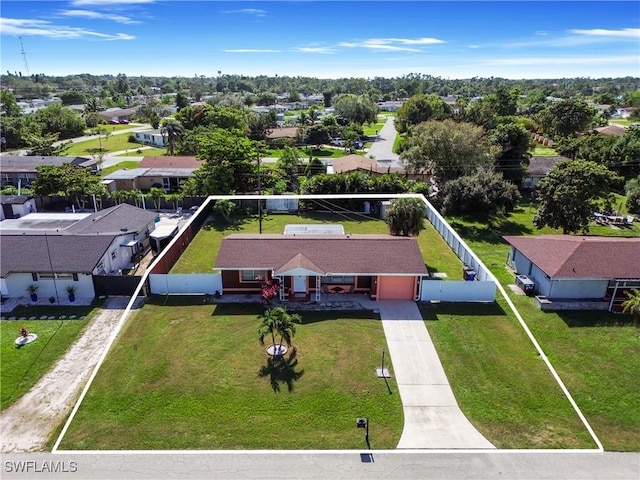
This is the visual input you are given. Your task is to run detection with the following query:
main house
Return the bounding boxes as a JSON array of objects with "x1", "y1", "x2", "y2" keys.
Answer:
[
  {"x1": 504, "y1": 235, "x2": 640, "y2": 312},
  {"x1": 214, "y1": 231, "x2": 429, "y2": 301},
  {"x1": 0, "y1": 204, "x2": 157, "y2": 304}
]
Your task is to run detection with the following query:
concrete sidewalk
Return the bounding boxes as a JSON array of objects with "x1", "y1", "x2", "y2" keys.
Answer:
[{"x1": 376, "y1": 300, "x2": 495, "y2": 449}]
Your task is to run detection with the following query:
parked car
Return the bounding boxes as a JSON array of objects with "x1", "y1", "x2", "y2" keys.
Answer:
[
  {"x1": 119, "y1": 119, "x2": 130, "y2": 124},
  {"x1": 109, "y1": 119, "x2": 119, "y2": 124}
]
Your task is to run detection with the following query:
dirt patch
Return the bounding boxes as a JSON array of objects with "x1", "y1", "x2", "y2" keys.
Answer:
[{"x1": 0, "y1": 297, "x2": 138, "y2": 452}]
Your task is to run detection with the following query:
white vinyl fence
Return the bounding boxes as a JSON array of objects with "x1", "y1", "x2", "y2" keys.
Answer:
[
  {"x1": 420, "y1": 279, "x2": 496, "y2": 303},
  {"x1": 149, "y1": 274, "x2": 222, "y2": 295}
]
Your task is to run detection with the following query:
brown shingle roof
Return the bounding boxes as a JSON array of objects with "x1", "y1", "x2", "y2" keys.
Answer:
[
  {"x1": 331, "y1": 155, "x2": 405, "y2": 175},
  {"x1": 503, "y1": 235, "x2": 640, "y2": 279},
  {"x1": 214, "y1": 234, "x2": 428, "y2": 275},
  {"x1": 594, "y1": 125, "x2": 626, "y2": 137},
  {"x1": 266, "y1": 127, "x2": 299, "y2": 139},
  {"x1": 139, "y1": 156, "x2": 203, "y2": 168}
]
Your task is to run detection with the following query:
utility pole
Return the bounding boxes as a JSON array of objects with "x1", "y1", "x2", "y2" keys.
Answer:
[
  {"x1": 19, "y1": 36, "x2": 30, "y2": 76},
  {"x1": 257, "y1": 153, "x2": 262, "y2": 234}
]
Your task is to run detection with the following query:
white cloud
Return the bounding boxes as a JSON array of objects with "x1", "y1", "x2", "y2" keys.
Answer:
[
  {"x1": 468, "y1": 45, "x2": 481, "y2": 49},
  {"x1": 59, "y1": 10, "x2": 140, "y2": 24},
  {"x1": 224, "y1": 49, "x2": 280, "y2": 53},
  {"x1": 71, "y1": 0, "x2": 154, "y2": 5},
  {"x1": 569, "y1": 28, "x2": 640, "y2": 38},
  {"x1": 338, "y1": 37, "x2": 444, "y2": 52},
  {"x1": 221, "y1": 9, "x2": 267, "y2": 17},
  {"x1": 293, "y1": 46, "x2": 335, "y2": 54},
  {"x1": 0, "y1": 17, "x2": 135, "y2": 40}
]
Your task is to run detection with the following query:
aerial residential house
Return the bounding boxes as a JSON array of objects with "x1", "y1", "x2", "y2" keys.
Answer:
[
  {"x1": 594, "y1": 125, "x2": 627, "y2": 137},
  {"x1": 0, "y1": 204, "x2": 157, "y2": 304},
  {"x1": 0, "y1": 195, "x2": 37, "y2": 220},
  {"x1": 214, "y1": 230, "x2": 429, "y2": 302},
  {"x1": 504, "y1": 235, "x2": 640, "y2": 312},
  {"x1": 133, "y1": 129, "x2": 166, "y2": 147},
  {"x1": 329, "y1": 154, "x2": 405, "y2": 176},
  {"x1": 521, "y1": 156, "x2": 570, "y2": 190},
  {"x1": 103, "y1": 156, "x2": 203, "y2": 193},
  {"x1": 97, "y1": 106, "x2": 139, "y2": 123},
  {"x1": 0, "y1": 155, "x2": 99, "y2": 188}
]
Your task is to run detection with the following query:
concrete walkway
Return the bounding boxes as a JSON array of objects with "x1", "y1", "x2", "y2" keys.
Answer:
[{"x1": 376, "y1": 300, "x2": 495, "y2": 449}]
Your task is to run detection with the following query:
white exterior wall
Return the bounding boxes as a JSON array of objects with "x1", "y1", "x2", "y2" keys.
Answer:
[
  {"x1": 547, "y1": 278, "x2": 609, "y2": 299},
  {"x1": 149, "y1": 274, "x2": 223, "y2": 295},
  {"x1": 95, "y1": 226, "x2": 154, "y2": 274},
  {"x1": 508, "y1": 247, "x2": 533, "y2": 275},
  {"x1": 3, "y1": 272, "x2": 95, "y2": 299},
  {"x1": 420, "y1": 280, "x2": 496, "y2": 302}
]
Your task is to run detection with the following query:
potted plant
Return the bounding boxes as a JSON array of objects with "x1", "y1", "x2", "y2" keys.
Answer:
[
  {"x1": 27, "y1": 284, "x2": 38, "y2": 302},
  {"x1": 49, "y1": 296, "x2": 56, "y2": 304},
  {"x1": 66, "y1": 285, "x2": 76, "y2": 303}
]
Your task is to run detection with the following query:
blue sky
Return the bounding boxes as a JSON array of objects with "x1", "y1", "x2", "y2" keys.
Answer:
[{"x1": 1, "y1": 1, "x2": 639, "y2": 79}]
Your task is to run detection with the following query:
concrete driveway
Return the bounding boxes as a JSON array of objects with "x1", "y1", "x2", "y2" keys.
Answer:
[
  {"x1": 366, "y1": 116, "x2": 403, "y2": 167},
  {"x1": 376, "y1": 300, "x2": 495, "y2": 449}
]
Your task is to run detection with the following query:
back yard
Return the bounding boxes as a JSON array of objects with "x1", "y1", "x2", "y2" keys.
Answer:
[{"x1": 170, "y1": 211, "x2": 463, "y2": 279}]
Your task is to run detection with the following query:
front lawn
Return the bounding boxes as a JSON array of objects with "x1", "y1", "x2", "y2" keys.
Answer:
[
  {"x1": 66, "y1": 134, "x2": 143, "y2": 156},
  {"x1": 529, "y1": 143, "x2": 558, "y2": 156},
  {"x1": 116, "y1": 147, "x2": 166, "y2": 157},
  {"x1": 1, "y1": 318, "x2": 90, "y2": 410},
  {"x1": 100, "y1": 161, "x2": 140, "y2": 178},
  {"x1": 423, "y1": 302, "x2": 596, "y2": 449},
  {"x1": 58, "y1": 300, "x2": 403, "y2": 449},
  {"x1": 170, "y1": 212, "x2": 462, "y2": 278}
]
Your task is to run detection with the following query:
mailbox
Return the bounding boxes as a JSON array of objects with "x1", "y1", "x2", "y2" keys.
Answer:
[{"x1": 515, "y1": 275, "x2": 535, "y2": 295}]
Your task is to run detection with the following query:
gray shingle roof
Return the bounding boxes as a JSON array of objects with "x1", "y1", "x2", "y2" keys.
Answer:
[
  {"x1": 0, "y1": 234, "x2": 115, "y2": 276},
  {"x1": 215, "y1": 234, "x2": 429, "y2": 275},
  {"x1": 66, "y1": 203, "x2": 157, "y2": 235},
  {"x1": 0, "y1": 156, "x2": 93, "y2": 173},
  {"x1": 526, "y1": 156, "x2": 570, "y2": 177}
]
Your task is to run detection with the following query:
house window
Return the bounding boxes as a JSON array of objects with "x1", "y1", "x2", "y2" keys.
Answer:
[
  {"x1": 111, "y1": 250, "x2": 117, "y2": 260},
  {"x1": 241, "y1": 270, "x2": 266, "y2": 282},
  {"x1": 56, "y1": 273, "x2": 74, "y2": 279},
  {"x1": 38, "y1": 272, "x2": 55, "y2": 279},
  {"x1": 321, "y1": 275, "x2": 355, "y2": 285}
]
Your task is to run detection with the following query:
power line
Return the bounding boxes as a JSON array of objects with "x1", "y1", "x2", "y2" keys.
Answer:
[{"x1": 19, "y1": 36, "x2": 30, "y2": 77}]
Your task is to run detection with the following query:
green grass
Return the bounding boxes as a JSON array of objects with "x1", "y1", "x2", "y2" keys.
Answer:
[
  {"x1": 444, "y1": 200, "x2": 640, "y2": 451},
  {"x1": 1, "y1": 318, "x2": 90, "y2": 410},
  {"x1": 66, "y1": 134, "x2": 144, "y2": 156},
  {"x1": 170, "y1": 212, "x2": 462, "y2": 278},
  {"x1": 422, "y1": 302, "x2": 596, "y2": 449},
  {"x1": 100, "y1": 161, "x2": 140, "y2": 178},
  {"x1": 59, "y1": 300, "x2": 403, "y2": 450},
  {"x1": 392, "y1": 134, "x2": 403, "y2": 154},
  {"x1": 529, "y1": 143, "x2": 558, "y2": 156},
  {"x1": 83, "y1": 124, "x2": 139, "y2": 135},
  {"x1": 609, "y1": 119, "x2": 632, "y2": 126},
  {"x1": 116, "y1": 147, "x2": 166, "y2": 157},
  {"x1": 362, "y1": 121, "x2": 386, "y2": 137}
]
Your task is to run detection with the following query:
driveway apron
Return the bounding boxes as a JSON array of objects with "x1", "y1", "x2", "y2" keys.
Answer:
[{"x1": 377, "y1": 300, "x2": 495, "y2": 449}]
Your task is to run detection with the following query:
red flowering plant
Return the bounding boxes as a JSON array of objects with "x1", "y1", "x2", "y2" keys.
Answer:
[{"x1": 257, "y1": 276, "x2": 280, "y2": 305}]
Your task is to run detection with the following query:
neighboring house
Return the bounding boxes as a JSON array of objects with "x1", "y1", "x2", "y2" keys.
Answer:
[
  {"x1": 504, "y1": 235, "x2": 640, "y2": 312},
  {"x1": 266, "y1": 127, "x2": 300, "y2": 145},
  {"x1": 97, "y1": 107, "x2": 139, "y2": 123},
  {"x1": 133, "y1": 130, "x2": 166, "y2": 147},
  {"x1": 377, "y1": 101, "x2": 404, "y2": 112},
  {"x1": 0, "y1": 204, "x2": 157, "y2": 302},
  {"x1": 329, "y1": 154, "x2": 405, "y2": 176},
  {"x1": 614, "y1": 107, "x2": 635, "y2": 119},
  {"x1": 0, "y1": 156, "x2": 99, "y2": 188},
  {"x1": 214, "y1": 232, "x2": 429, "y2": 301},
  {"x1": 521, "y1": 156, "x2": 570, "y2": 190},
  {"x1": 594, "y1": 125, "x2": 626, "y2": 137},
  {"x1": 104, "y1": 158, "x2": 201, "y2": 192},
  {"x1": 0, "y1": 195, "x2": 36, "y2": 221}
]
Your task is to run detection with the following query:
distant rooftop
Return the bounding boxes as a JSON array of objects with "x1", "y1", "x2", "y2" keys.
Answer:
[{"x1": 0, "y1": 213, "x2": 90, "y2": 233}]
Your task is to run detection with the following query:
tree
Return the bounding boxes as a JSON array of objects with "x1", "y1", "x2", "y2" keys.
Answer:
[
  {"x1": 276, "y1": 146, "x2": 301, "y2": 191},
  {"x1": 625, "y1": 176, "x2": 640, "y2": 214},
  {"x1": 333, "y1": 94, "x2": 378, "y2": 125},
  {"x1": 533, "y1": 160, "x2": 623, "y2": 234},
  {"x1": 32, "y1": 163, "x2": 102, "y2": 209},
  {"x1": 489, "y1": 122, "x2": 531, "y2": 184},
  {"x1": 441, "y1": 168, "x2": 521, "y2": 216},
  {"x1": 213, "y1": 198, "x2": 236, "y2": 222},
  {"x1": 304, "y1": 124, "x2": 331, "y2": 147},
  {"x1": 395, "y1": 93, "x2": 452, "y2": 133},
  {"x1": 160, "y1": 118, "x2": 183, "y2": 156},
  {"x1": 386, "y1": 197, "x2": 425, "y2": 237},
  {"x1": 621, "y1": 289, "x2": 640, "y2": 323},
  {"x1": 148, "y1": 187, "x2": 165, "y2": 211},
  {"x1": 400, "y1": 119, "x2": 498, "y2": 184},
  {"x1": 537, "y1": 98, "x2": 595, "y2": 138},
  {"x1": 246, "y1": 111, "x2": 276, "y2": 141},
  {"x1": 1, "y1": 90, "x2": 21, "y2": 117},
  {"x1": 175, "y1": 91, "x2": 189, "y2": 111},
  {"x1": 59, "y1": 89, "x2": 86, "y2": 105},
  {"x1": 33, "y1": 104, "x2": 86, "y2": 139},
  {"x1": 258, "y1": 307, "x2": 301, "y2": 356},
  {"x1": 25, "y1": 132, "x2": 72, "y2": 156}
]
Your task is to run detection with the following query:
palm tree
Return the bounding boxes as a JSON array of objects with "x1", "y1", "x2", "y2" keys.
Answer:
[
  {"x1": 621, "y1": 289, "x2": 640, "y2": 323},
  {"x1": 160, "y1": 118, "x2": 183, "y2": 156},
  {"x1": 109, "y1": 189, "x2": 129, "y2": 205},
  {"x1": 387, "y1": 197, "x2": 426, "y2": 236},
  {"x1": 148, "y1": 187, "x2": 165, "y2": 211},
  {"x1": 258, "y1": 307, "x2": 301, "y2": 357}
]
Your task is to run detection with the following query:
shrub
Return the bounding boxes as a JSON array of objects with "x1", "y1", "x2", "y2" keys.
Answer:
[{"x1": 441, "y1": 168, "x2": 521, "y2": 216}]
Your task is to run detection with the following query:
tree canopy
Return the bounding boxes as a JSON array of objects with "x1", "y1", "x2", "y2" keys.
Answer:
[
  {"x1": 394, "y1": 94, "x2": 452, "y2": 133},
  {"x1": 386, "y1": 197, "x2": 425, "y2": 236},
  {"x1": 537, "y1": 98, "x2": 596, "y2": 138},
  {"x1": 333, "y1": 94, "x2": 378, "y2": 125},
  {"x1": 533, "y1": 159, "x2": 622, "y2": 234}
]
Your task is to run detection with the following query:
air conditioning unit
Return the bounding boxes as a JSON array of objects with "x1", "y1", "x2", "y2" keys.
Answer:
[{"x1": 515, "y1": 275, "x2": 535, "y2": 295}]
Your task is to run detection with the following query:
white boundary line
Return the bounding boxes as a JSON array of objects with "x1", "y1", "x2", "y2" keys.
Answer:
[{"x1": 52, "y1": 194, "x2": 603, "y2": 453}]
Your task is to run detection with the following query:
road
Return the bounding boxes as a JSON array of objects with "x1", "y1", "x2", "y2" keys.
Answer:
[
  {"x1": 2, "y1": 451, "x2": 638, "y2": 479},
  {"x1": 366, "y1": 115, "x2": 404, "y2": 167}
]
